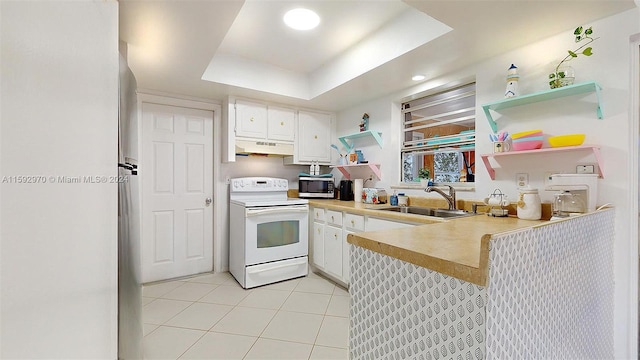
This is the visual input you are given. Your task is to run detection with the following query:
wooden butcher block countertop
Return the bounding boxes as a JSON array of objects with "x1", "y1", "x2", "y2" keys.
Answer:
[{"x1": 308, "y1": 199, "x2": 550, "y2": 286}]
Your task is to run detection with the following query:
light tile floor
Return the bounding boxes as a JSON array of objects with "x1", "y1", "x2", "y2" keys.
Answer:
[{"x1": 143, "y1": 270, "x2": 349, "y2": 360}]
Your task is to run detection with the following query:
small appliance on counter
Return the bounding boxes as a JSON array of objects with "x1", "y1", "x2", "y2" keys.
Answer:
[
  {"x1": 545, "y1": 173, "x2": 598, "y2": 212},
  {"x1": 484, "y1": 189, "x2": 509, "y2": 217},
  {"x1": 299, "y1": 175, "x2": 334, "y2": 199},
  {"x1": 339, "y1": 180, "x2": 354, "y2": 201}
]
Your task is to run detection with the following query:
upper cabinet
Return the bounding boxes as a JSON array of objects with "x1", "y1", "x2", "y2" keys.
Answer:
[
  {"x1": 223, "y1": 97, "x2": 334, "y2": 163},
  {"x1": 234, "y1": 99, "x2": 295, "y2": 141},
  {"x1": 294, "y1": 110, "x2": 333, "y2": 164},
  {"x1": 267, "y1": 106, "x2": 296, "y2": 142}
]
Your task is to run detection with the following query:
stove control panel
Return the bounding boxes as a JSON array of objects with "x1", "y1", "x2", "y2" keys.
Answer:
[{"x1": 231, "y1": 177, "x2": 289, "y2": 192}]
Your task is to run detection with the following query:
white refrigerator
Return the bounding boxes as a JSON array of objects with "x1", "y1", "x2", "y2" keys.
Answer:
[{"x1": 118, "y1": 53, "x2": 143, "y2": 359}]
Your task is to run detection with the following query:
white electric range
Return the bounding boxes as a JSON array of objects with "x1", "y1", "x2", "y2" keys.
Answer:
[{"x1": 229, "y1": 177, "x2": 309, "y2": 288}]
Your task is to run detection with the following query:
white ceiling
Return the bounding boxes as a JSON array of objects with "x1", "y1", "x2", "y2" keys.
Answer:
[{"x1": 119, "y1": 0, "x2": 635, "y2": 112}]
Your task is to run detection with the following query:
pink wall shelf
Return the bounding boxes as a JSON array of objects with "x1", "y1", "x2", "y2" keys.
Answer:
[
  {"x1": 481, "y1": 145, "x2": 603, "y2": 180},
  {"x1": 330, "y1": 163, "x2": 381, "y2": 180}
]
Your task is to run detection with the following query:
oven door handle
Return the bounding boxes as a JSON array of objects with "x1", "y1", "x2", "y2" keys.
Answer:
[
  {"x1": 246, "y1": 259, "x2": 308, "y2": 274},
  {"x1": 246, "y1": 206, "x2": 309, "y2": 217}
]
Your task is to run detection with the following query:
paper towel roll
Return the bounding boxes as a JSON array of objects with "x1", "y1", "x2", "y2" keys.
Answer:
[{"x1": 354, "y1": 179, "x2": 363, "y2": 203}]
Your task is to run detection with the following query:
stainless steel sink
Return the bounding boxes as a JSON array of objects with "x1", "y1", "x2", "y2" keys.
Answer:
[{"x1": 375, "y1": 206, "x2": 476, "y2": 219}]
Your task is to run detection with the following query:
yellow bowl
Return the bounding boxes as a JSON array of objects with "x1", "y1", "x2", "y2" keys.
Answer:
[
  {"x1": 511, "y1": 129, "x2": 543, "y2": 139},
  {"x1": 548, "y1": 134, "x2": 585, "y2": 147}
]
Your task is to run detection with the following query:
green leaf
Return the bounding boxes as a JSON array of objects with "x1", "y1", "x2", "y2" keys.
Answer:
[
  {"x1": 568, "y1": 50, "x2": 577, "y2": 57},
  {"x1": 549, "y1": 73, "x2": 556, "y2": 79},
  {"x1": 575, "y1": 35, "x2": 582, "y2": 42},
  {"x1": 582, "y1": 47, "x2": 593, "y2": 56},
  {"x1": 585, "y1": 27, "x2": 593, "y2": 35},
  {"x1": 574, "y1": 26, "x2": 583, "y2": 35},
  {"x1": 558, "y1": 71, "x2": 566, "y2": 78}
]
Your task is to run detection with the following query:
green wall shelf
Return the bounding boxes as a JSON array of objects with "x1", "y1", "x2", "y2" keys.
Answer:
[
  {"x1": 482, "y1": 81, "x2": 603, "y2": 133},
  {"x1": 338, "y1": 130, "x2": 383, "y2": 152}
]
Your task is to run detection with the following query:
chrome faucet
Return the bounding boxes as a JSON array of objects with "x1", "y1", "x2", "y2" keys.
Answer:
[{"x1": 425, "y1": 185, "x2": 457, "y2": 210}]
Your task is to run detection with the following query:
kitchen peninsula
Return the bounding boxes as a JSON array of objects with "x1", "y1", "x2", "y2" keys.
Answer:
[{"x1": 343, "y1": 207, "x2": 615, "y2": 359}]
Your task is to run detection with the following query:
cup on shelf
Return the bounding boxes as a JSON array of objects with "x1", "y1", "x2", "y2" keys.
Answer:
[{"x1": 493, "y1": 141, "x2": 510, "y2": 153}]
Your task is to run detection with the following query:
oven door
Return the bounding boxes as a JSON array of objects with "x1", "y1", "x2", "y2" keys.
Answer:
[{"x1": 244, "y1": 204, "x2": 309, "y2": 265}]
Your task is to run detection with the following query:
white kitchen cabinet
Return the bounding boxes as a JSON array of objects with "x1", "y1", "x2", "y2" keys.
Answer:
[
  {"x1": 342, "y1": 231, "x2": 352, "y2": 283},
  {"x1": 365, "y1": 216, "x2": 416, "y2": 231},
  {"x1": 296, "y1": 110, "x2": 332, "y2": 164},
  {"x1": 267, "y1": 106, "x2": 295, "y2": 142},
  {"x1": 235, "y1": 99, "x2": 268, "y2": 139},
  {"x1": 344, "y1": 213, "x2": 365, "y2": 231},
  {"x1": 308, "y1": 208, "x2": 367, "y2": 285},
  {"x1": 312, "y1": 221, "x2": 325, "y2": 269},
  {"x1": 324, "y1": 225, "x2": 343, "y2": 278}
]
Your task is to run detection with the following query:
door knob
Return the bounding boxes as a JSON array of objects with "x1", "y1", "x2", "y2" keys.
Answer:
[{"x1": 205, "y1": 197, "x2": 212, "y2": 206}]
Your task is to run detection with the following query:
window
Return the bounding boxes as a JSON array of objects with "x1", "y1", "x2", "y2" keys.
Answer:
[{"x1": 401, "y1": 82, "x2": 476, "y2": 184}]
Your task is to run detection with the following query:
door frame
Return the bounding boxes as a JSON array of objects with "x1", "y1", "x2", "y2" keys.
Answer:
[{"x1": 137, "y1": 92, "x2": 222, "y2": 274}]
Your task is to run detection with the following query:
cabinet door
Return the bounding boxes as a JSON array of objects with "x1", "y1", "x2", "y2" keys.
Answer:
[
  {"x1": 235, "y1": 99, "x2": 267, "y2": 139},
  {"x1": 267, "y1": 106, "x2": 295, "y2": 142},
  {"x1": 324, "y1": 225, "x2": 343, "y2": 279},
  {"x1": 344, "y1": 213, "x2": 365, "y2": 231},
  {"x1": 312, "y1": 222, "x2": 325, "y2": 269},
  {"x1": 342, "y1": 230, "x2": 352, "y2": 284},
  {"x1": 298, "y1": 110, "x2": 332, "y2": 163}
]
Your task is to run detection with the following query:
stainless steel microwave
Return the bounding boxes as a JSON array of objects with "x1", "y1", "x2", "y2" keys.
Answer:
[{"x1": 298, "y1": 177, "x2": 334, "y2": 199}]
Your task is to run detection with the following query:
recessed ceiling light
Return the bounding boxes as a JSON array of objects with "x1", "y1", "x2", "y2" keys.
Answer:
[
  {"x1": 412, "y1": 74, "x2": 426, "y2": 81},
  {"x1": 283, "y1": 8, "x2": 320, "y2": 31}
]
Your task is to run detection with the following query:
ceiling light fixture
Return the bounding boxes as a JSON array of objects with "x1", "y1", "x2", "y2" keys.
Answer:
[
  {"x1": 412, "y1": 74, "x2": 426, "y2": 81},
  {"x1": 283, "y1": 8, "x2": 320, "y2": 31}
]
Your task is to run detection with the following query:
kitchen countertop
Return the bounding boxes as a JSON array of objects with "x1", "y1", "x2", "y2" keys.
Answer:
[{"x1": 308, "y1": 199, "x2": 550, "y2": 286}]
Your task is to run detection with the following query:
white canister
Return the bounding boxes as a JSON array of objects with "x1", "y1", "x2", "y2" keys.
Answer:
[{"x1": 517, "y1": 187, "x2": 541, "y2": 220}]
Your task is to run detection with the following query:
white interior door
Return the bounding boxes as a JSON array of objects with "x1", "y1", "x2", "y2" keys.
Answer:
[{"x1": 141, "y1": 103, "x2": 214, "y2": 283}]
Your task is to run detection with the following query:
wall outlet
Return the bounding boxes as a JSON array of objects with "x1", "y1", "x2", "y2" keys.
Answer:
[
  {"x1": 516, "y1": 173, "x2": 529, "y2": 187},
  {"x1": 576, "y1": 164, "x2": 597, "y2": 174}
]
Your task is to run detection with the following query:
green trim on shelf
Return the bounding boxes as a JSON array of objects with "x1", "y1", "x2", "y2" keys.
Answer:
[
  {"x1": 338, "y1": 130, "x2": 383, "y2": 151},
  {"x1": 481, "y1": 81, "x2": 603, "y2": 133}
]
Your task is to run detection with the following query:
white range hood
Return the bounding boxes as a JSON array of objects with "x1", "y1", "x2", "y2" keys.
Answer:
[{"x1": 235, "y1": 139, "x2": 294, "y2": 156}]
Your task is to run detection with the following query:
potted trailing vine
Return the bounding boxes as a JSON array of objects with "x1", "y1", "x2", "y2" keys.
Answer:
[
  {"x1": 418, "y1": 168, "x2": 430, "y2": 187},
  {"x1": 549, "y1": 25, "x2": 598, "y2": 89}
]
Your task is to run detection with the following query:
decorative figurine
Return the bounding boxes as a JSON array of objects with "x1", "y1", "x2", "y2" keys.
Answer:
[
  {"x1": 359, "y1": 113, "x2": 369, "y2": 132},
  {"x1": 504, "y1": 64, "x2": 519, "y2": 98}
]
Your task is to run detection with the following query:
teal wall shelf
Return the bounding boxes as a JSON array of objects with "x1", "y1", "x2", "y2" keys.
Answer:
[
  {"x1": 338, "y1": 130, "x2": 383, "y2": 151},
  {"x1": 481, "y1": 81, "x2": 603, "y2": 133}
]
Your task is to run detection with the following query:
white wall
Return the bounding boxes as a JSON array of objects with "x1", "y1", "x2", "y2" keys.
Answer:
[
  {"x1": 0, "y1": 1, "x2": 119, "y2": 358},
  {"x1": 337, "y1": 8, "x2": 639, "y2": 358}
]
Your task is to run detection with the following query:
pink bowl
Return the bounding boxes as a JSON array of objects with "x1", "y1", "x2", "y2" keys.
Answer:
[{"x1": 512, "y1": 138, "x2": 543, "y2": 151}]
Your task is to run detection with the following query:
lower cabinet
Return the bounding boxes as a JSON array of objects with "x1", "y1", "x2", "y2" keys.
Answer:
[
  {"x1": 312, "y1": 221, "x2": 325, "y2": 268},
  {"x1": 324, "y1": 225, "x2": 343, "y2": 279},
  {"x1": 309, "y1": 207, "x2": 416, "y2": 285}
]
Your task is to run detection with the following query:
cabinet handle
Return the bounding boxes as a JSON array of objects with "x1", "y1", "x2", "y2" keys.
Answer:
[
  {"x1": 351, "y1": 220, "x2": 355, "y2": 226},
  {"x1": 250, "y1": 117, "x2": 254, "y2": 122},
  {"x1": 317, "y1": 228, "x2": 320, "y2": 234},
  {"x1": 334, "y1": 233, "x2": 337, "y2": 239},
  {"x1": 280, "y1": 121, "x2": 284, "y2": 126},
  {"x1": 314, "y1": 135, "x2": 318, "y2": 139},
  {"x1": 331, "y1": 216, "x2": 334, "y2": 222}
]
